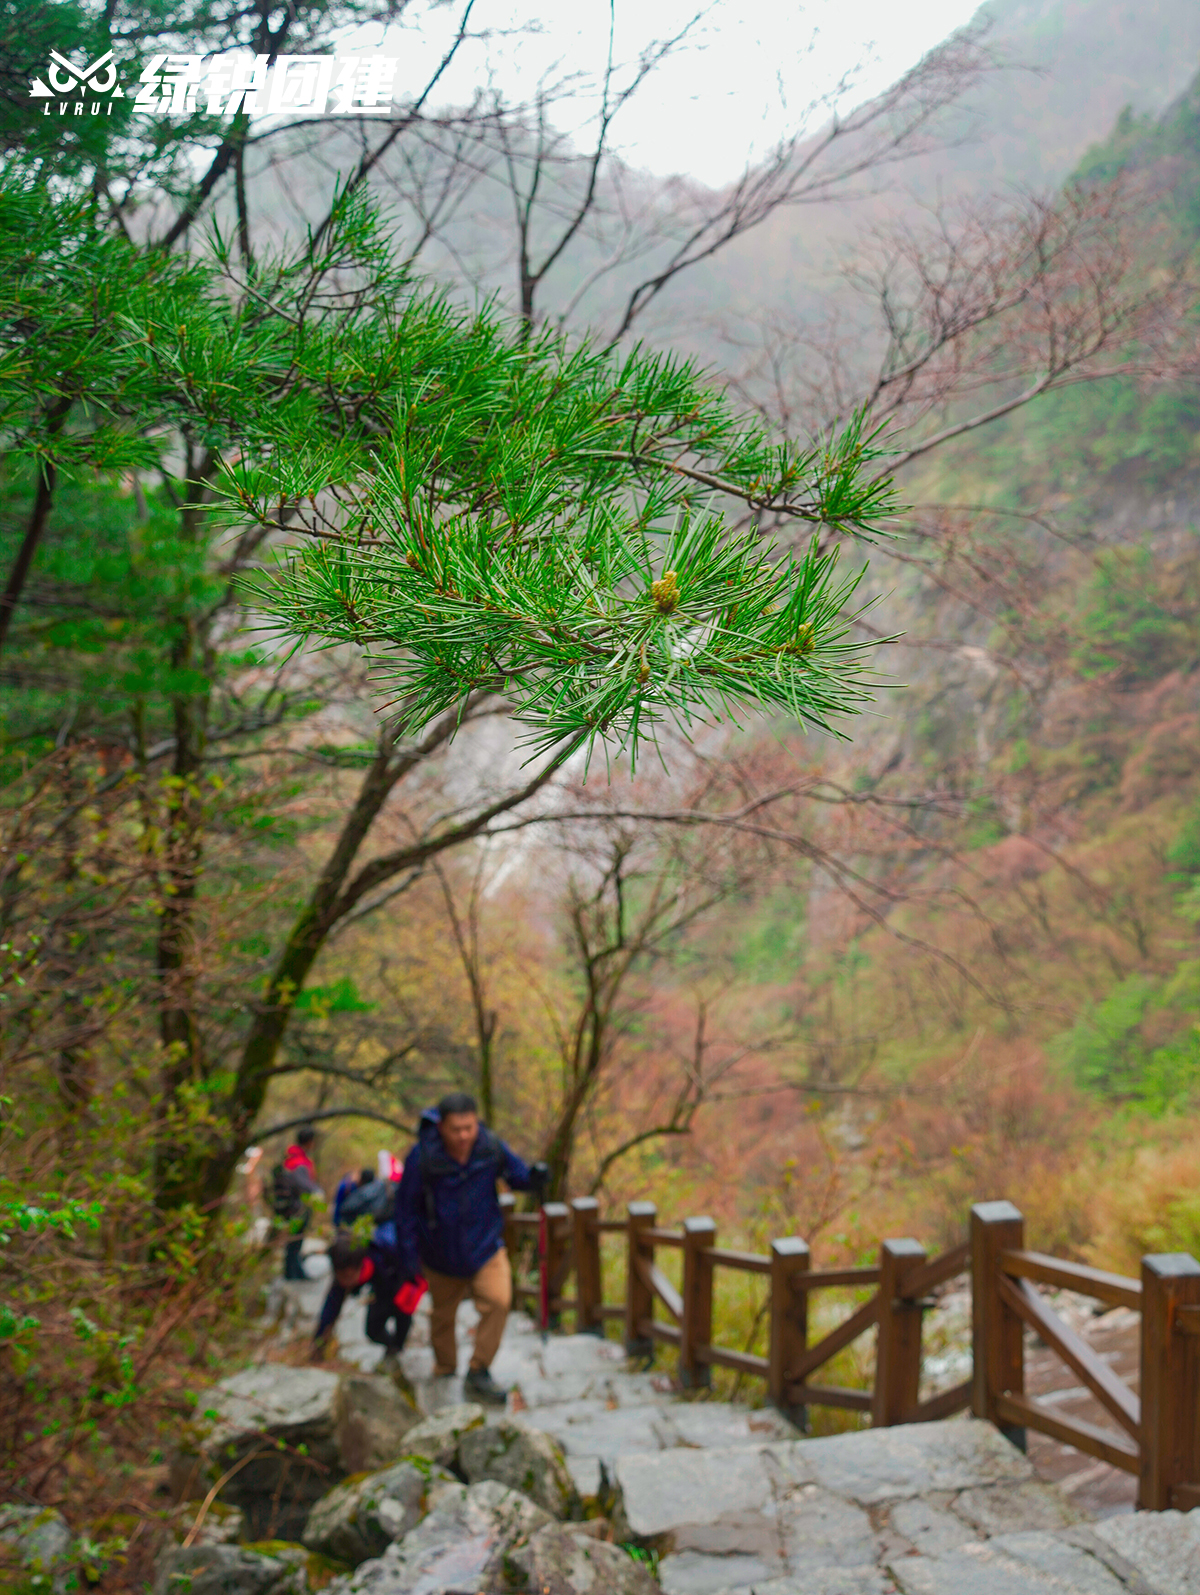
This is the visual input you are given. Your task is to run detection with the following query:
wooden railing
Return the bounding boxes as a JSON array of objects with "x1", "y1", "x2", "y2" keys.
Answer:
[
  {"x1": 972, "y1": 1199, "x2": 1200, "y2": 1511},
  {"x1": 499, "y1": 1196, "x2": 974, "y2": 1421},
  {"x1": 500, "y1": 1193, "x2": 1200, "y2": 1511}
]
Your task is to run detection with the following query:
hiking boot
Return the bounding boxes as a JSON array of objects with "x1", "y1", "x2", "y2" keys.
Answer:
[{"x1": 464, "y1": 1366, "x2": 508, "y2": 1406}]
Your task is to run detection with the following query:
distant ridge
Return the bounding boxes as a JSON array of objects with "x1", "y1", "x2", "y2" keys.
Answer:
[
  {"x1": 701, "y1": 0, "x2": 1200, "y2": 329},
  {"x1": 937, "y1": 0, "x2": 1200, "y2": 189}
]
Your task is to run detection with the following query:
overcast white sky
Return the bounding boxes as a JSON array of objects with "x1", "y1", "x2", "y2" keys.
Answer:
[{"x1": 337, "y1": 0, "x2": 983, "y2": 186}]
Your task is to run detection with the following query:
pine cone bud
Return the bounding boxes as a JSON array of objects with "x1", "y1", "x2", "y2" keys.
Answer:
[
  {"x1": 651, "y1": 570, "x2": 680, "y2": 616},
  {"x1": 781, "y1": 622, "x2": 816, "y2": 657}
]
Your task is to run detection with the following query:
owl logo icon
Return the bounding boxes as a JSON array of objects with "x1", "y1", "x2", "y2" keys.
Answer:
[
  {"x1": 30, "y1": 50, "x2": 126, "y2": 100},
  {"x1": 30, "y1": 49, "x2": 126, "y2": 115}
]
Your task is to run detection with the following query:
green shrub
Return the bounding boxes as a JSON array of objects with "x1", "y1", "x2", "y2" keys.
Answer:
[
  {"x1": 1167, "y1": 803, "x2": 1200, "y2": 885},
  {"x1": 1073, "y1": 546, "x2": 1194, "y2": 682},
  {"x1": 1054, "y1": 976, "x2": 1155, "y2": 1097},
  {"x1": 1055, "y1": 977, "x2": 1200, "y2": 1112}
]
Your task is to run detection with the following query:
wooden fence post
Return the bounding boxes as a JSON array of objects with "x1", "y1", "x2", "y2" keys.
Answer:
[
  {"x1": 571, "y1": 1197, "x2": 602, "y2": 1335},
  {"x1": 971, "y1": 1200, "x2": 1026, "y2": 1451},
  {"x1": 499, "y1": 1192, "x2": 516, "y2": 1258},
  {"x1": 680, "y1": 1216, "x2": 716, "y2": 1388},
  {"x1": 1138, "y1": 1252, "x2": 1200, "y2": 1510},
  {"x1": 625, "y1": 1201, "x2": 656, "y2": 1358},
  {"x1": 543, "y1": 1201, "x2": 570, "y2": 1329},
  {"x1": 873, "y1": 1238, "x2": 926, "y2": 1428},
  {"x1": 769, "y1": 1237, "x2": 810, "y2": 1426}
]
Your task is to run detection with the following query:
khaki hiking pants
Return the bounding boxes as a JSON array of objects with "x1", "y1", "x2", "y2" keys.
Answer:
[{"x1": 425, "y1": 1247, "x2": 512, "y2": 1375}]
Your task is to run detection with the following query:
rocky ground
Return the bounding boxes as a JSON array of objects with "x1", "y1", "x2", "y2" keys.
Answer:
[
  {"x1": 920, "y1": 1287, "x2": 1143, "y2": 1520},
  {"x1": 3, "y1": 1252, "x2": 1194, "y2": 1595}
]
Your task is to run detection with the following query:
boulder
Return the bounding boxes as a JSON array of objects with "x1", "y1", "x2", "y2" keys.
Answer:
[
  {"x1": 154, "y1": 1540, "x2": 347, "y2": 1595},
  {"x1": 302, "y1": 1461, "x2": 456, "y2": 1567},
  {"x1": 172, "y1": 1366, "x2": 420, "y2": 1540},
  {"x1": 334, "y1": 1376, "x2": 421, "y2": 1475},
  {"x1": 392, "y1": 1403, "x2": 485, "y2": 1470},
  {"x1": 332, "y1": 1480, "x2": 551, "y2": 1595},
  {"x1": 508, "y1": 1524, "x2": 661, "y2": 1595},
  {"x1": 242, "y1": 1543, "x2": 351, "y2": 1595},
  {"x1": 459, "y1": 1419, "x2": 578, "y2": 1519},
  {"x1": 0, "y1": 1505, "x2": 74, "y2": 1593},
  {"x1": 170, "y1": 1366, "x2": 343, "y2": 1529},
  {"x1": 153, "y1": 1543, "x2": 295, "y2": 1595}
]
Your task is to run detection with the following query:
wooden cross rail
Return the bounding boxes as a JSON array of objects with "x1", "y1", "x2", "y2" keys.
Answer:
[
  {"x1": 999, "y1": 1248, "x2": 1141, "y2": 1312},
  {"x1": 972, "y1": 1202, "x2": 1200, "y2": 1511},
  {"x1": 497, "y1": 1192, "x2": 1200, "y2": 1511},
  {"x1": 995, "y1": 1272, "x2": 1140, "y2": 1439}
]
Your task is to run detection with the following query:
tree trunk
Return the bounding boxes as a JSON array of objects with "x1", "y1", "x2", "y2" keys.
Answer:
[
  {"x1": 195, "y1": 721, "x2": 573, "y2": 1212},
  {"x1": 152, "y1": 460, "x2": 220, "y2": 1210},
  {"x1": 207, "y1": 734, "x2": 404, "y2": 1201},
  {"x1": 153, "y1": 615, "x2": 213, "y2": 1208},
  {"x1": 0, "y1": 398, "x2": 72, "y2": 653},
  {"x1": 478, "y1": 1008, "x2": 497, "y2": 1125},
  {"x1": 541, "y1": 1008, "x2": 608, "y2": 1199}
]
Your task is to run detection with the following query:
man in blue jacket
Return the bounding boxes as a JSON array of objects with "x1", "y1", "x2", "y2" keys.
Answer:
[{"x1": 395, "y1": 1092, "x2": 547, "y2": 1405}]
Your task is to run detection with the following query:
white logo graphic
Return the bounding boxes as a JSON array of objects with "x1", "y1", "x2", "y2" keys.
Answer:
[
  {"x1": 30, "y1": 48, "x2": 399, "y2": 122},
  {"x1": 31, "y1": 50, "x2": 126, "y2": 114},
  {"x1": 133, "y1": 53, "x2": 399, "y2": 118}
]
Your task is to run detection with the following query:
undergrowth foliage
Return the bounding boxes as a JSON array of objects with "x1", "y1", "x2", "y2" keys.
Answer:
[{"x1": 0, "y1": 1089, "x2": 262, "y2": 1521}]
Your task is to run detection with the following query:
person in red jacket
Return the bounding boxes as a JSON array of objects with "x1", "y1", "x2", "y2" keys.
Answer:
[
  {"x1": 313, "y1": 1233, "x2": 427, "y2": 1362},
  {"x1": 271, "y1": 1125, "x2": 324, "y2": 1280}
]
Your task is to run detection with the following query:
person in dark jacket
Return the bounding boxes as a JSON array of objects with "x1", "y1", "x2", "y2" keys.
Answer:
[
  {"x1": 334, "y1": 1167, "x2": 377, "y2": 1228},
  {"x1": 313, "y1": 1233, "x2": 426, "y2": 1361},
  {"x1": 394, "y1": 1092, "x2": 547, "y2": 1404},
  {"x1": 275, "y1": 1126, "x2": 324, "y2": 1280}
]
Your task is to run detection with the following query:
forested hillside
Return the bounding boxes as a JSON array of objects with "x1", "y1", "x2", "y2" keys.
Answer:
[
  {"x1": 1, "y1": 0, "x2": 1199, "y2": 1554},
  {"x1": 672, "y1": 61, "x2": 1200, "y2": 1264}
]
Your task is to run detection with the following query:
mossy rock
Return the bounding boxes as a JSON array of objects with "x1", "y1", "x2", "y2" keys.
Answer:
[
  {"x1": 459, "y1": 1421, "x2": 578, "y2": 1520},
  {"x1": 240, "y1": 1543, "x2": 348, "y2": 1592},
  {"x1": 300, "y1": 1460, "x2": 455, "y2": 1567}
]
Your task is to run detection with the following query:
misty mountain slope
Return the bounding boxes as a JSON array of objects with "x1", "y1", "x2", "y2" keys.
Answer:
[
  {"x1": 936, "y1": 0, "x2": 1200, "y2": 188},
  {"x1": 699, "y1": 0, "x2": 1200, "y2": 330},
  {"x1": 234, "y1": 0, "x2": 1200, "y2": 349}
]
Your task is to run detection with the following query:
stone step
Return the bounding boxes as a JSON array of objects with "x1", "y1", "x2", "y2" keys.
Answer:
[
  {"x1": 888, "y1": 1514, "x2": 1200, "y2": 1595},
  {"x1": 274, "y1": 1285, "x2": 1200, "y2": 1595},
  {"x1": 608, "y1": 1422, "x2": 1200, "y2": 1595}
]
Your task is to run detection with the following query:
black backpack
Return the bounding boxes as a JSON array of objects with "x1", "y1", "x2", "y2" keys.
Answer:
[
  {"x1": 338, "y1": 1177, "x2": 393, "y2": 1226},
  {"x1": 270, "y1": 1162, "x2": 303, "y2": 1218}
]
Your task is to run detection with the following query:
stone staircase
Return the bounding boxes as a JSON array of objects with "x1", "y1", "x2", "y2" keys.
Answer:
[{"x1": 276, "y1": 1263, "x2": 1200, "y2": 1595}]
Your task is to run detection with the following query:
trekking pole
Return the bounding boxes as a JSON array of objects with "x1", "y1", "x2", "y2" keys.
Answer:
[{"x1": 537, "y1": 1202, "x2": 550, "y2": 1342}]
